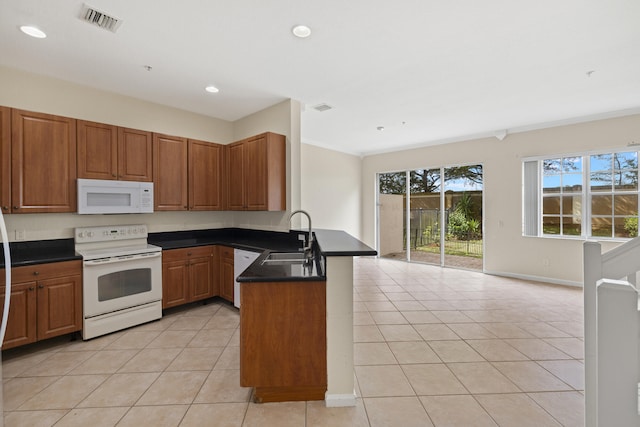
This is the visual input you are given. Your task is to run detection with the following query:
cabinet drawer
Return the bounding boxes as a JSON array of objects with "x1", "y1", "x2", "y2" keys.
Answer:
[
  {"x1": 162, "y1": 246, "x2": 214, "y2": 262},
  {"x1": 1, "y1": 260, "x2": 81, "y2": 284},
  {"x1": 219, "y1": 246, "x2": 234, "y2": 260}
]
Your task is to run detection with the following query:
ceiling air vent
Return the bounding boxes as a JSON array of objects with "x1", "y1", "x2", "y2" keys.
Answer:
[
  {"x1": 80, "y1": 4, "x2": 122, "y2": 33},
  {"x1": 313, "y1": 103, "x2": 333, "y2": 112}
]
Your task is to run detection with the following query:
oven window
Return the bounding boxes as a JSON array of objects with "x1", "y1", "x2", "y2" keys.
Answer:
[{"x1": 97, "y1": 268, "x2": 152, "y2": 301}]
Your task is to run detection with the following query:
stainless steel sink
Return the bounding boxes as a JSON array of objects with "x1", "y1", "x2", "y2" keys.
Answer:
[{"x1": 261, "y1": 252, "x2": 307, "y2": 264}]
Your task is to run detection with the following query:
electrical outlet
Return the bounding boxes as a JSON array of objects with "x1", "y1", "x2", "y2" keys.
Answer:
[
  {"x1": 542, "y1": 258, "x2": 550, "y2": 266},
  {"x1": 298, "y1": 233, "x2": 306, "y2": 242},
  {"x1": 15, "y1": 229, "x2": 26, "y2": 241}
]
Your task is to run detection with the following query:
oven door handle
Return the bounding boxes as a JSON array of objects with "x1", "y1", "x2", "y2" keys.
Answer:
[{"x1": 84, "y1": 251, "x2": 162, "y2": 266}]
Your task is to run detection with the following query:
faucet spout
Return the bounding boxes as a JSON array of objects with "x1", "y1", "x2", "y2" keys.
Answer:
[{"x1": 289, "y1": 209, "x2": 314, "y2": 262}]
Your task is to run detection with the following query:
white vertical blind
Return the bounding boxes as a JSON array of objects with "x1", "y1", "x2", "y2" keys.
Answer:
[{"x1": 523, "y1": 160, "x2": 539, "y2": 236}]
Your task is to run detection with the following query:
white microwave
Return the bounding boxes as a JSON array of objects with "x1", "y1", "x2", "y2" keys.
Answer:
[{"x1": 77, "y1": 179, "x2": 154, "y2": 214}]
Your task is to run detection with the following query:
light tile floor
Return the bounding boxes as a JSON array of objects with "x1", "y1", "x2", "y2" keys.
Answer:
[{"x1": 2, "y1": 257, "x2": 584, "y2": 426}]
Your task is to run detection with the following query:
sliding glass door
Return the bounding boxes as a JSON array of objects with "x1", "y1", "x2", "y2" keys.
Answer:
[
  {"x1": 377, "y1": 164, "x2": 483, "y2": 270},
  {"x1": 409, "y1": 169, "x2": 441, "y2": 265},
  {"x1": 443, "y1": 166, "x2": 483, "y2": 269}
]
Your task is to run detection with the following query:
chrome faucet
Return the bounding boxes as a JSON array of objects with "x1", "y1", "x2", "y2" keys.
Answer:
[{"x1": 289, "y1": 209, "x2": 314, "y2": 262}]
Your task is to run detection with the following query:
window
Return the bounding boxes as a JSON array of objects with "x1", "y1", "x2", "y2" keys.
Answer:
[{"x1": 523, "y1": 150, "x2": 639, "y2": 239}]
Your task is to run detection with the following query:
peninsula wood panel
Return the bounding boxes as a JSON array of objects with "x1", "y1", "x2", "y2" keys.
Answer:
[{"x1": 240, "y1": 280, "x2": 326, "y2": 398}]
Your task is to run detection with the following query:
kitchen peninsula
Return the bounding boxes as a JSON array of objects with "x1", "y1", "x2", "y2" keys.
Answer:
[
  {"x1": 150, "y1": 227, "x2": 376, "y2": 407},
  {"x1": 0, "y1": 227, "x2": 376, "y2": 407}
]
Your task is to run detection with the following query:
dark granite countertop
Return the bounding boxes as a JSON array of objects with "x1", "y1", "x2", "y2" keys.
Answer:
[
  {"x1": 148, "y1": 228, "x2": 302, "y2": 253},
  {"x1": 237, "y1": 248, "x2": 326, "y2": 282},
  {"x1": 1, "y1": 228, "x2": 376, "y2": 282},
  {"x1": 314, "y1": 229, "x2": 378, "y2": 257},
  {"x1": 0, "y1": 239, "x2": 81, "y2": 268}
]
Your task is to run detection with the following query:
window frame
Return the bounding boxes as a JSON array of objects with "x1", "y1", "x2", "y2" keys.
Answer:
[{"x1": 523, "y1": 148, "x2": 640, "y2": 241}]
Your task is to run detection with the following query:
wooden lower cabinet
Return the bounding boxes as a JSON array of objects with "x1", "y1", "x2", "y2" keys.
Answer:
[
  {"x1": 219, "y1": 246, "x2": 234, "y2": 303},
  {"x1": 240, "y1": 280, "x2": 327, "y2": 402},
  {"x1": 0, "y1": 260, "x2": 82, "y2": 350},
  {"x1": 162, "y1": 246, "x2": 216, "y2": 309}
]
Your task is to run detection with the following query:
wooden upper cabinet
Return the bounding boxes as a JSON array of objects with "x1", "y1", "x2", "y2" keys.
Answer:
[
  {"x1": 0, "y1": 106, "x2": 10, "y2": 214},
  {"x1": 77, "y1": 120, "x2": 152, "y2": 181},
  {"x1": 226, "y1": 132, "x2": 286, "y2": 211},
  {"x1": 118, "y1": 127, "x2": 153, "y2": 181},
  {"x1": 153, "y1": 133, "x2": 188, "y2": 211},
  {"x1": 226, "y1": 141, "x2": 245, "y2": 210},
  {"x1": 11, "y1": 109, "x2": 77, "y2": 213},
  {"x1": 244, "y1": 135, "x2": 269, "y2": 210},
  {"x1": 188, "y1": 139, "x2": 223, "y2": 210},
  {"x1": 77, "y1": 120, "x2": 117, "y2": 180}
]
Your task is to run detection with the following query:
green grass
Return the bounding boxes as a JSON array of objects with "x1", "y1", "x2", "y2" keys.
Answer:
[{"x1": 415, "y1": 240, "x2": 483, "y2": 258}]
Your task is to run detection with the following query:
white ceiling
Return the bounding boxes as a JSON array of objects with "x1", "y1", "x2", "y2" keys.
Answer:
[{"x1": 1, "y1": 0, "x2": 639, "y2": 156}]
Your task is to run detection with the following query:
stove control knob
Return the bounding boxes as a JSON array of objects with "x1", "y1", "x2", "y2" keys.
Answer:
[
  {"x1": 78, "y1": 231, "x2": 85, "y2": 238},
  {"x1": 87, "y1": 231, "x2": 94, "y2": 238}
]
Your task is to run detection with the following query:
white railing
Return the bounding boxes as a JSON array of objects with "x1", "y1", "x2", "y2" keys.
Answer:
[{"x1": 584, "y1": 239, "x2": 640, "y2": 427}]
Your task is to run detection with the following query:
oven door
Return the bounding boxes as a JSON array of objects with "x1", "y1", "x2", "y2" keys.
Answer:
[{"x1": 83, "y1": 252, "x2": 162, "y2": 318}]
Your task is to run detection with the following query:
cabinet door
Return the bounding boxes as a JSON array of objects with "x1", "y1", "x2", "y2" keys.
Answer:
[
  {"x1": 189, "y1": 139, "x2": 222, "y2": 210},
  {"x1": 11, "y1": 109, "x2": 77, "y2": 213},
  {"x1": 153, "y1": 133, "x2": 188, "y2": 211},
  {"x1": 162, "y1": 258, "x2": 189, "y2": 309},
  {"x1": 36, "y1": 274, "x2": 82, "y2": 340},
  {"x1": 77, "y1": 120, "x2": 118, "y2": 180},
  {"x1": 118, "y1": 127, "x2": 152, "y2": 182},
  {"x1": 1, "y1": 106, "x2": 11, "y2": 214},
  {"x1": 0, "y1": 281, "x2": 37, "y2": 350},
  {"x1": 226, "y1": 142, "x2": 245, "y2": 210},
  {"x1": 190, "y1": 256, "x2": 214, "y2": 301},
  {"x1": 244, "y1": 135, "x2": 268, "y2": 210},
  {"x1": 219, "y1": 247, "x2": 235, "y2": 302}
]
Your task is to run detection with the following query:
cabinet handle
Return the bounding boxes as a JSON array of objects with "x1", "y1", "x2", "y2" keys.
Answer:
[
  {"x1": 28, "y1": 287, "x2": 34, "y2": 291},
  {"x1": 33, "y1": 271, "x2": 39, "y2": 276},
  {"x1": 112, "y1": 173, "x2": 117, "y2": 178},
  {"x1": 2, "y1": 206, "x2": 7, "y2": 211},
  {"x1": 13, "y1": 206, "x2": 18, "y2": 210},
  {"x1": 187, "y1": 252, "x2": 192, "y2": 256},
  {"x1": 38, "y1": 285, "x2": 44, "y2": 289}
]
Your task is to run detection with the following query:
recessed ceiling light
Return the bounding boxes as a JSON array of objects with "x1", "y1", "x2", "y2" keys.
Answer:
[
  {"x1": 19, "y1": 25, "x2": 46, "y2": 38},
  {"x1": 205, "y1": 85, "x2": 219, "y2": 93},
  {"x1": 292, "y1": 25, "x2": 311, "y2": 38},
  {"x1": 377, "y1": 126, "x2": 385, "y2": 131}
]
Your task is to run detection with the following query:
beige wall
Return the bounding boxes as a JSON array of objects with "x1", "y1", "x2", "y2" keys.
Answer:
[
  {"x1": 0, "y1": 66, "x2": 298, "y2": 240},
  {"x1": 300, "y1": 144, "x2": 361, "y2": 238},
  {"x1": 0, "y1": 66, "x2": 233, "y2": 143},
  {"x1": 378, "y1": 194, "x2": 404, "y2": 256},
  {"x1": 362, "y1": 114, "x2": 640, "y2": 285}
]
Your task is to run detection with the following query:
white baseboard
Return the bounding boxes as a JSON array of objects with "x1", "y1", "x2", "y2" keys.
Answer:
[
  {"x1": 325, "y1": 391, "x2": 357, "y2": 407},
  {"x1": 485, "y1": 270, "x2": 582, "y2": 288}
]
